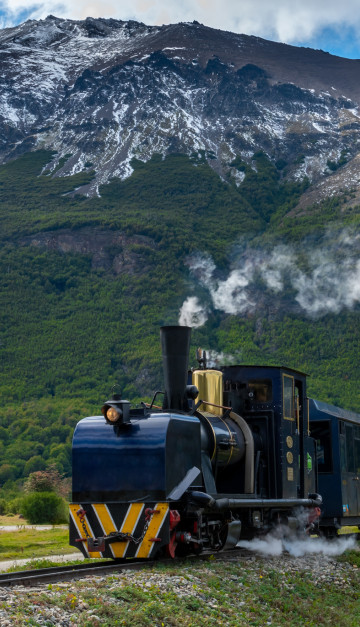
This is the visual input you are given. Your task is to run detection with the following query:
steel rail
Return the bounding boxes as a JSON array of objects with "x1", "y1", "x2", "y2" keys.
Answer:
[
  {"x1": 0, "y1": 548, "x2": 250, "y2": 587},
  {"x1": 0, "y1": 558, "x2": 152, "y2": 587},
  {"x1": 1, "y1": 532, "x2": 356, "y2": 588}
]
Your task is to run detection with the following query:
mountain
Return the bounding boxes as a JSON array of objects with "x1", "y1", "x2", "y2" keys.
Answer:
[
  {"x1": 1, "y1": 16, "x2": 360, "y2": 200},
  {"x1": 0, "y1": 17, "x2": 359, "y2": 492}
]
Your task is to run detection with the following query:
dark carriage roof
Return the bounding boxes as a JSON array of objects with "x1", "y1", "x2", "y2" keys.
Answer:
[
  {"x1": 311, "y1": 398, "x2": 360, "y2": 425},
  {"x1": 221, "y1": 364, "x2": 308, "y2": 377}
]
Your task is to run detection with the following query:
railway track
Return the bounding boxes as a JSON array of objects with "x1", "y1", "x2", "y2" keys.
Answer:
[
  {"x1": 0, "y1": 548, "x2": 248, "y2": 587},
  {"x1": 0, "y1": 558, "x2": 152, "y2": 587},
  {"x1": 1, "y1": 532, "x2": 354, "y2": 588}
]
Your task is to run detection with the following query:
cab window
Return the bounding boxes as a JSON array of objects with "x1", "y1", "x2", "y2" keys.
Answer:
[
  {"x1": 283, "y1": 374, "x2": 294, "y2": 421},
  {"x1": 248, "y1": 379, "x2": 272, "y2": 402}
]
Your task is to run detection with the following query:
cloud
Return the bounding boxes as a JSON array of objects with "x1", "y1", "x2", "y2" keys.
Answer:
[
  {"x1": 178, "y1": 229, "x2": 360, "y2": 323},
  {"x1": 2, "y1": 0, "x2": 360, "y2": 52}
]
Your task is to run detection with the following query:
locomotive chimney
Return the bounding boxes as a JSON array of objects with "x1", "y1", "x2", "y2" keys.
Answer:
[{"x1": 160, "y1": 326, "x2": 191, "y2": 412}]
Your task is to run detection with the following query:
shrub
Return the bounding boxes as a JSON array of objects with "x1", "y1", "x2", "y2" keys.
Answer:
[
  {"x1": 20, "y1": 492, "x2": 68, "y2": 524},
  {"x1": 5, "y1": 496, "x2": 24, "y2": 515},
  {"x1": 23, "y1": 465, "x2": 69, "y2": 498}
]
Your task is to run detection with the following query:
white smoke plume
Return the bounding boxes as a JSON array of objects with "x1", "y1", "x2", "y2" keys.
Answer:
[
  {"x1": 237, "y1": 531, "x2": 356, "y2": 557},
  {"x1": 205, "y1": 349, "x2": 241, "y2": 367},
  {"x1": 211, "y1": 265, "x2": 255, "y2": 315},
  {"x1": 178, "y1": 296, "x2": 208, "y2": 328},
  {"x1": 178, "y1": 228, "x2": 360, "y2": 324}
]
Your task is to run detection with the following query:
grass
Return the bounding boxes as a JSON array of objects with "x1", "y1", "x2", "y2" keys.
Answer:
[
  {"x1": 0, "y1": 515, "x2": 25, "y2": 525},
  {"x1": 0, "y1": 514, "x2": 61, "y2": 526},
  {"x1": 5, "y1": 554, "x2": 359, "y2": 626},
  {"x1": 338, "y1": 549, "x2": 360, "y2": 568},
  {"x1": 74, "y1": 556, "x2": 360, "y2": 626},
  {"x1": 0, "y1": 525, "x2": 72, "y2": 561},
  {"x1": 0, "y1": 521, "x2": 358, "y2": 624}
]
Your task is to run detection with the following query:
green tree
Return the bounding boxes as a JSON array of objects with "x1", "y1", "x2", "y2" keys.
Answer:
[
  {"x1": 23, "y1": 465, "x2": 70, "y2": 498},
  {"x1": 20, "y1": 492, "x2": 68, "y2": 524}
]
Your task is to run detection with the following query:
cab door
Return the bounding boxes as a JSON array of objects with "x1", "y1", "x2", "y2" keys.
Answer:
[
  {"x1": 282, "y1": 374, "x2": 300, "y2": 497},
  {"x1": 343, "y1": 424, "x2": 360, "y2": 516},
  {"x1": 355, "y1": 430, "x2": 360, "y2": 515}
]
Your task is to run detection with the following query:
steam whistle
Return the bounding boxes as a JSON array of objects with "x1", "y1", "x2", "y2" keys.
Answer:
[{"x1": 196, "y1": 348, "x2": 207, "y2": 370}]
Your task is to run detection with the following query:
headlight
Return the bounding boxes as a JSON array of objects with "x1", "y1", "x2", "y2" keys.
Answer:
[
  {"x1": 101, "y1": 395, "x2": 131, "y2": 425},
  {"x1": 106, "y1": 406, "x2": 121, "y2": 423}
]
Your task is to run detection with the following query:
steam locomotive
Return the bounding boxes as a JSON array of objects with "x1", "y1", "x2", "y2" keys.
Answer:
[{"x1": 69, "y1": 326, "x2": 360, "y2": 559}]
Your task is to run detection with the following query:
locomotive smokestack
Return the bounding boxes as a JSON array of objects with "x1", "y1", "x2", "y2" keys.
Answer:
[{"x1": 160, "y1": 326, "x2": 191, "y2": 412}]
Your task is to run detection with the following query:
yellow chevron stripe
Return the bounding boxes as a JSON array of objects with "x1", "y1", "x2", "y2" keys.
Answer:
[
  {"x1": 69, "y1": 504, "x2": 102, "y2": 558},
  {"x1": 92, "y1": 503, "x2": 139, "y2": 559},
  {"x1": 135, "y1": 503, "x2": 169, "y2": 558},
  {"x1": 121, "y1": 503, "x2": 144, "y2": 533},
  {"x1": 92, "y1": 504, "x2": 116, "y2": 558},
  {"x1": 117, "y1": 503, "x2": 144, "y2": 557}
]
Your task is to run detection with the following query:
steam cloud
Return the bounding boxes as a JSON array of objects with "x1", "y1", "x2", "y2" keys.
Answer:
[
  {"x1": 179, "y1": 296, "x2": 208, "y2": 328},
  {"x1": 178, "y1": 229, "x2": 360, "y2": 326},
  {"x1": 237, "y1": 507, "x2": 357, "y2": 556},
  {"x1": 237, "y1": 531, "x2": 356, "y2": 557},
  {"x1": 205, "y1": 349, "x2": 241, "y2": 367}
]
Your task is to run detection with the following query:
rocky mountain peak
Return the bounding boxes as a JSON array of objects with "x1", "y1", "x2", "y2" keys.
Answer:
[{"x1": 1, "y1": 16, "x2": 360, "y2": 200}]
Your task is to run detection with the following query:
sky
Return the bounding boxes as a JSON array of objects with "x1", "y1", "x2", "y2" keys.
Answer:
[{"x1": 0, "y1": 0, "x2": 360, "y2": 59}]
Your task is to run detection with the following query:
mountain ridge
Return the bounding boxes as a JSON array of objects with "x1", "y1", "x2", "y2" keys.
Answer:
[{"x1": 1, "y1": 16, "x2": 360, "y2": 200}]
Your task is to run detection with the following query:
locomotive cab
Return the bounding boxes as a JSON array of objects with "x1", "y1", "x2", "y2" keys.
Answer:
[{"x1": 220, "y1": 365, "x2": 317, "y2": 502}]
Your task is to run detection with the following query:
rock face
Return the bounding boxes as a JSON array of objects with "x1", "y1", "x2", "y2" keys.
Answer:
[
  {"x1": 1, "y1": 15, "x2": 360, "y2": 198},
  {"x1": 20, "y1": 228, "x2": 157, "y2": 274}
]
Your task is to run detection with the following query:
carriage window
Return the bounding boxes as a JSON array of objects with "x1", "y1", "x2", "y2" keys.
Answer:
[
  {"x1": 355, "y1": 437, "x2": 360, "y2": 473},
  {"x1": 344, "y1": 423, "x2": 360, "y2": 473},
  {"x1": 311, "y1": 420, "x2": 332, "y2": 473},
  {"x1": 283, "y1": 374, "x2": 294, "y2": 421},
  {"x1": 346, "y1": 425, "x2": 355, "y2": 473},
  {"x1": 248, "y1": 380, "x2": 272, "y2": 402},
  {"x1": 340, "y1": 435, "x2": 346, "y2": 473}
]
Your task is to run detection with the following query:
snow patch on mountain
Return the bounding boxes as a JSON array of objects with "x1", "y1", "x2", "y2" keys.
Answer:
[{"x1": 1, "y1": 16, "x2": 360, "y2": 198}]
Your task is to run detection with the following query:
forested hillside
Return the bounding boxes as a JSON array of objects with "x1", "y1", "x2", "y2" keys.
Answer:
[{"x1": 0, "y1": 149, "x2": 359, "y2": 495}]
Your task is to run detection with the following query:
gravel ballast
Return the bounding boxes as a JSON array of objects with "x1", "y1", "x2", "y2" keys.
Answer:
[{"x1": 0, "y1": 551, "x2": 358, "y2": 626}]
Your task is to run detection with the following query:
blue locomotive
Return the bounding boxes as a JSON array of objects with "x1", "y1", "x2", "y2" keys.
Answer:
[{"x1": 69, "y1": 326, "x2": 358, "y2": 559}]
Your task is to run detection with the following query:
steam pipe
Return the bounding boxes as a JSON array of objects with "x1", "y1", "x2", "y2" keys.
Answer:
[
  {"x1": 212, "y1": 496, "x2": 323, "y2": 509},
  {"x1": 160, "y1": 326, "x2": 191, "y2": 412},
  {"x1": 188, "y1": 491, "x2": 322, "y2": 510}
]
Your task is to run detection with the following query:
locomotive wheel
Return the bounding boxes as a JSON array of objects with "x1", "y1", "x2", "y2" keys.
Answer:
[
  {"x1": 172, "y1": 541, "x2": 203, "y2": 557},
  {"x1": 319, "y1": 526, "x2": 338, "y2": 539}
]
